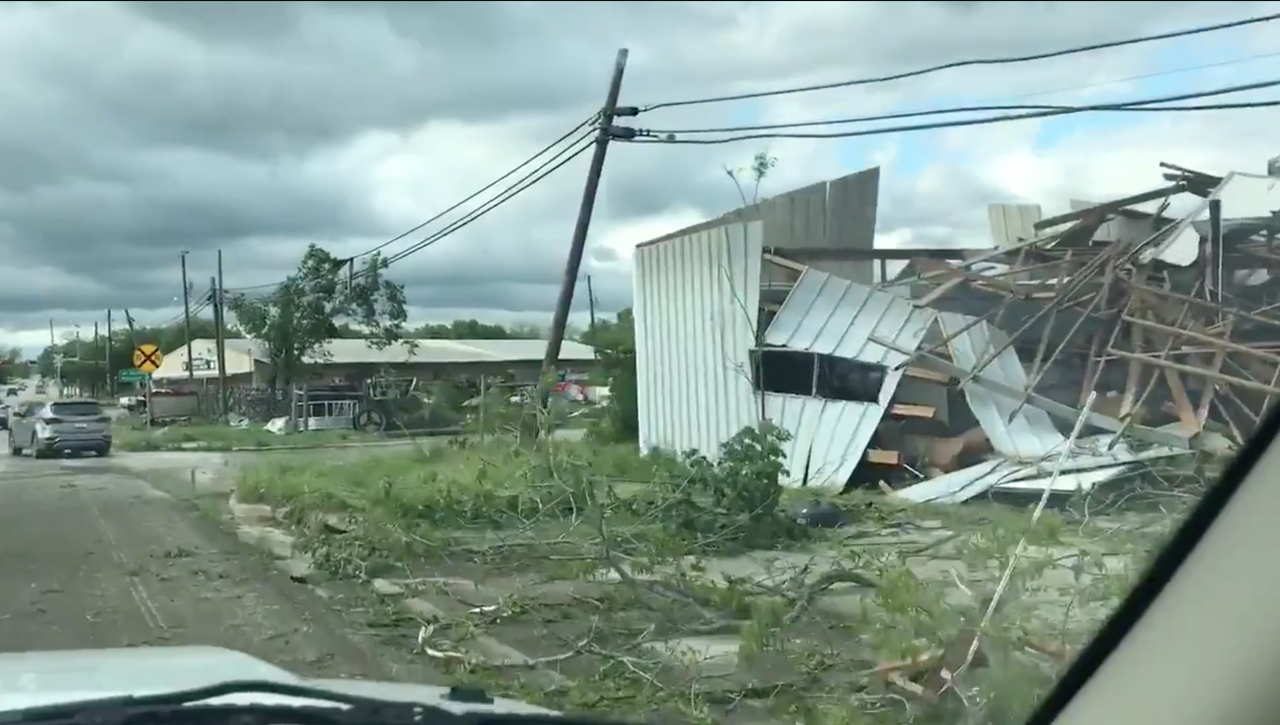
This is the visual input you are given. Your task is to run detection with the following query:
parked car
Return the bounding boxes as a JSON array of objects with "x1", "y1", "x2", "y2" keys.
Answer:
[
  {"x1": 0, "y1": 403, "x2": 9, "y2": 430},
  {"x1": 8, "y1": 399, "x2": 112, "y2": 458}
]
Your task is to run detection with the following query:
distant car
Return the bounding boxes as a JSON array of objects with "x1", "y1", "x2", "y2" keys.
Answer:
[
  {"x1": 8, "y1": 399, "x2": 112, "y2": 458},
  {"x1": 4, "y1": 387, "x2": 16, "y2": 396}
]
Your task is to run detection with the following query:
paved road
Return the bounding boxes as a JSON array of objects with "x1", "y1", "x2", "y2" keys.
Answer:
[{"x1": 0, "y1": 431, "x2": 391, "y2": 676}]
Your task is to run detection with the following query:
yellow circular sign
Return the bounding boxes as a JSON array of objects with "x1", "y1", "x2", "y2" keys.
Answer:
[{"x1": 132, "y1": 344, "x2": 163, "y2": 373}]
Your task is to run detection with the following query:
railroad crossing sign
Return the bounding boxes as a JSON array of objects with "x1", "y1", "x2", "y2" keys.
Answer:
[{"x1": 132, "y1": 344, "x2": 163, "y2": 374}]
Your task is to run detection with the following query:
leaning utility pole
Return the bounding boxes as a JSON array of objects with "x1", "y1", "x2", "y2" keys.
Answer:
[
  {"x1": 180, "y1": 251, "x2": 195, "y2": 382},
  {"x1": 213, "y1": 250, "x2": 229, "y2": 419},
  {"x1": 538, "y1": 48, "x2": 632, "y2": 406},
  {"x1": 123, "y1": 309, "x2": 137, "y2": 349}
]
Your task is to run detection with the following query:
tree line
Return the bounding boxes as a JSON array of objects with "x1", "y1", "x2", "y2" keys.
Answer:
[{"x1": 24, "y1": 243, "x2": 639, "y2": 440}]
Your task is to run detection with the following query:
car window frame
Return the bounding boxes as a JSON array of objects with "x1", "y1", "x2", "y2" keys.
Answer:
[
  {"x1": 49, "y1": 401, "x2": 104, "y2": 417},
  {"x1": 1026, "y1": 401, "x2": 1280, "y2": 723}
]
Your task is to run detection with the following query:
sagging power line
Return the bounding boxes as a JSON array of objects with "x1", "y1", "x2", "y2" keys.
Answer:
[
  {"x1": 381, "y1": 135, "x2": 596, "y2": 269},
  {"x1": 225, "y1": 120, "x2": 599, "y2": 294}
]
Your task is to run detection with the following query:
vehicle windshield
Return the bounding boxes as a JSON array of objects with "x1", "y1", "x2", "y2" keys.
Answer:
[{"x1": 1, "y1": 5, "x2": 1274, "y2": 725}]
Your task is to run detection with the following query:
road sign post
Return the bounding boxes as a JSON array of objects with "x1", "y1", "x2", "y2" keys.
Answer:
[{"x1": 130, "y1": 345, "x2": 162, "y2": 431}]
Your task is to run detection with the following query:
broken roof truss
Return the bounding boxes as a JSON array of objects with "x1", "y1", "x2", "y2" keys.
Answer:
[{"x1": 756, "y1": 162, "x2": 1275, "y2": 500}]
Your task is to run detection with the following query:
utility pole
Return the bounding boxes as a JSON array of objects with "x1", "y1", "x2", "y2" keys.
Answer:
[
  {"x1": 124, "y1": 310, "x2": 137, "y2": 349},
  {"x1": 180, "y1": 251, "x2": 195, "y2": 382},
  {"x1": 93, "y1": 321, "x2": 100, "y2": 398},
  {"x1": 106, "y1": 310, "x2": 114, "y2": 398},
  {"x1": 213, "y1": 251, "x2": 229, "y2": 419},
  {"x1": 52, "y1": 353, "x2": 64, "y2": 396},
  {"x1": 586, "y1": 274, "x2": 597, "y2": 339},
  {"x1": 48, "y1": 319, "x2": 54, "y2": 347},
  {"x1": 539, "y1": 48, "x2": 632, "y2": 405}
]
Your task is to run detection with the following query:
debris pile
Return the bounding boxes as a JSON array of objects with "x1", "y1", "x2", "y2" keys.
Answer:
[{"x1": 757, "y1": 162, "x2": 1277, "y2": 502}]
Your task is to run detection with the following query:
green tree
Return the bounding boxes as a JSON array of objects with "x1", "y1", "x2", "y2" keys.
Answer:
[
  {"x1": 0, "y1": 346, "x2": 26, "y2": 383},
  {"x1": 412, "y1": 319, "x2": 516, "y2": 339},
  {"x1": 725, "y1": 151, "x2": 777, "y2": 207},
  {"x1": 403, "y1": 320, "x2": 547, "y2": 340},
  {"x1": 581, "y1": 308, "x2": 637, "y2": 441},
  {"x1": 226, "y1": 244, "x2": 409, "y2": 390}
]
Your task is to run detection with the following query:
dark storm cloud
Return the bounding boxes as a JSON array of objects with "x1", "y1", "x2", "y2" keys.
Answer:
[{"x1": 0, "y1": 0, "x2": 1270, "y2": 332}]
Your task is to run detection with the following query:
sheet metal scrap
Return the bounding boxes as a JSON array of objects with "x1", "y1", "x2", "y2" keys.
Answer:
[
  {"x1": 754, "y1": 162, "x2": 1271, "y2": 500},
  {"x1": 881, "y1": 162, "x2": 1280, "y2": 454}
]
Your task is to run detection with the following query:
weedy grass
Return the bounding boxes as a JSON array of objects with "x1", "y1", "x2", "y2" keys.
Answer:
[
  {"x1": 235, "y1": 425, "x2": 1192, "y2": 725},
  {"x1": 113, "y1": 420, "x2": 378, "y2": 451}
]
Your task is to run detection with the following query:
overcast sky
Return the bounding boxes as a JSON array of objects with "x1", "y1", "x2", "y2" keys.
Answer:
[{"x1": 2, "y1": 1, "x2": 1278, "y2": 357}]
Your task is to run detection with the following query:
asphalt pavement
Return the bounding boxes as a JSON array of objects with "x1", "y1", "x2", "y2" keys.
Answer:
[{"x1": 0, "y1": 428, "x2": 391, "y2": 677}]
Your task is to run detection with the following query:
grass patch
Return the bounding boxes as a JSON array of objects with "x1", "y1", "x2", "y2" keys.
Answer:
[
  {"x1": 113, "y1": 420, "x2": 380, "y2": 451},
  {"x1": 235, "y1": 425, "x2": 1185, "y2": 725}
]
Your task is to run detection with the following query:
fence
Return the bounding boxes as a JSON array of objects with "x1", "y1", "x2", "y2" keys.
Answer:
[{"x1": 195, "y1": 386, "x2": 290, "y2": 421}]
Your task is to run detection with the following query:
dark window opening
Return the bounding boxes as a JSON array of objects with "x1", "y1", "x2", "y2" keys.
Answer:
[{"x1": 750, "y1": 348, "x2": 886, "y2": 403}]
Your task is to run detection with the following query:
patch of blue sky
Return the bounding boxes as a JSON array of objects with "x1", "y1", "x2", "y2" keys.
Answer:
[
  {"x1": 828, "y1": 37, "x2": 1280, "y2": 174},
  {"x1": 722, "y1": 31, "x2": 1280, "y2": 185},
  {"x1": 1028, "y1": 42, "x2": 1280, "y2": 149}
]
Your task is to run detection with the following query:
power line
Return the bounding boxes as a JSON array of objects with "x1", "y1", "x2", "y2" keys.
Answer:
[
  {"x1": 638, "y1": 13, "x2": 1280, "y2": 112},
  {"x1": 225, "y1": 116, "x2": 598, "y2": 294},
  {"x1": 349, "y1": 114, "x2": 597, "y2": 261},
  {"x1": 644, "y1": 59, "x2": 1280, "y2": 135},
  {"x1": 151, "y1": 293, "x2": 212, "y2": 329},
  {"x1": 625, "y1": 79, "x2": 1280, "y2": 145},
  {"x1": 380, "y1": 136, "x2": 595, "y2": 269},
  {"x1": 230, "y1": 133, "x2": 596, "y2": 298},
  {"x1": 972, "y1": 49, "x2": 1280, "y2": 106}
]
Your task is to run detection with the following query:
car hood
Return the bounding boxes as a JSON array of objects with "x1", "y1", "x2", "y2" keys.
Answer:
[{"x1": 0, "y1": 646, "x2": 556, "y2": 716}]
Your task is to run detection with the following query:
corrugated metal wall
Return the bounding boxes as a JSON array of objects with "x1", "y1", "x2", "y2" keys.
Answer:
[
  {"x1": 763, "y1": 269, "x2": 934, "y2": 486},
  {"x1": 633, "y1": 221, "x2": 762, "y2": 457},
  {"x1": 645, "y1": 167, "x2": 881, "y2": 287}
]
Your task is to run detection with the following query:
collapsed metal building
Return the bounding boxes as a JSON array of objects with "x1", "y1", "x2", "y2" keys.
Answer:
[{"x1": 631, "y1": 163, "x2": 1279, "y2": 502}]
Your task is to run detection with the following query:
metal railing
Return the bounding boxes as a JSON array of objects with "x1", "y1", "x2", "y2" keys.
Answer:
[{"x1": 292, "y1": 397, "x2": 359, "y2": 431}]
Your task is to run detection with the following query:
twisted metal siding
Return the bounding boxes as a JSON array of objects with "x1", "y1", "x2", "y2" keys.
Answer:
[
  {"x1": 762, "y1": 269, "x2": 934, "y2": 487},
  {"x1": 935, "y1": 312, "x2": 1067, "y2": 460}
]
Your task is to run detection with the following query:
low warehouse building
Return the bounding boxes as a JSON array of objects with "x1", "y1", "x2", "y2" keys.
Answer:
[{"x1": 150, "y1": 338, "x2": 597, "y2": 389}]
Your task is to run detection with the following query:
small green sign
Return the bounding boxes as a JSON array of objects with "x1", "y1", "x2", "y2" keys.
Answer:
[{"x1": 118, "y1": 369, "x2": 150, "y2": 383}]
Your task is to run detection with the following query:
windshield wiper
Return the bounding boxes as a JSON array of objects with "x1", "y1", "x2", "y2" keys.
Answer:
[{"x1": 0, "y1": 680, "x2": 456, "y2": 725}]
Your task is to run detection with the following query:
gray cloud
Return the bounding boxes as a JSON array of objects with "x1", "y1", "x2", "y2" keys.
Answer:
[{"x1": 0, "y1": 0, "x2": 1270, "y2": 337}]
